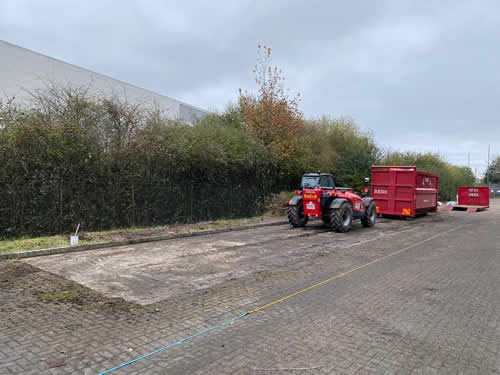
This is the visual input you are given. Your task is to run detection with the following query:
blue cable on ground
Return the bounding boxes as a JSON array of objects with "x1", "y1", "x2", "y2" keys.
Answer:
[{"x1": 99, "y1": 312, "x2": 249, "y2": 375}]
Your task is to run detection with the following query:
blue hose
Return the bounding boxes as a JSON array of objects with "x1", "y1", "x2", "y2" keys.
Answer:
[{"x1": 99, "y1": 312, "x2": 249, "y2": 374}]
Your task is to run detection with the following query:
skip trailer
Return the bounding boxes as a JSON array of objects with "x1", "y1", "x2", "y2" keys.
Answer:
[
  {"x1": 371, "y1": 166, "x2": 439, "y2": 218},
  {"x1": 443, "y1": 186, "x2": 489, "y2": 212}
]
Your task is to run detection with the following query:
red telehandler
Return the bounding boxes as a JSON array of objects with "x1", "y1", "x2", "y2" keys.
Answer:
[{"x1": 287, "y1": 173, "x2": 376, "y2": 232}]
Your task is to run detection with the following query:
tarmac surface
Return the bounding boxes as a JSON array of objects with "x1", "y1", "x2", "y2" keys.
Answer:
[{"x1": 1, "y1": 201, "x2": 499, "y2": 374}]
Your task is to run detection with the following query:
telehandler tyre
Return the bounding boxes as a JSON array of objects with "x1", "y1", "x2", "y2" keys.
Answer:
[
  {"x1": 288, "y1": 204, "x2": 308, "y2": 227},
  {"x1": 361, "y1": 201, "x2": 377, "y2": 227},
  {"x1": 329, "y1": 202, "x2": 353, "y2": 233}
]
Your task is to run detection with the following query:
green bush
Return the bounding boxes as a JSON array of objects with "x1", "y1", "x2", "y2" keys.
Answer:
[
  {"x1": 0, "y1": 85, "x2": 475, "y2": 237},
  {"x1": 282, "y1": 117, "x2": 379, "y2": 191},
  {"x1": 381, "y1": 151, "x2": 476, "y2": 201},
  {"x1": 0, "y1": 87, "x2": 278, "y2": 237}
]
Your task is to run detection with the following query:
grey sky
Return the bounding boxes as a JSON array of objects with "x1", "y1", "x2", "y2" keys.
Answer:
[{"x1": 1, "y1": 0, "x2": 499, "y2": 175}]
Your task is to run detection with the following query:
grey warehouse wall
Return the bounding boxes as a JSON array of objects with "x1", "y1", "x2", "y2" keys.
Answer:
[{"x1": 0, "y1": 40, "x2": 208, "y2": 122}]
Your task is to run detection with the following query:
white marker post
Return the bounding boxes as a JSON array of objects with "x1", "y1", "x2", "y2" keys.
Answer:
[{"x1": 70, "y1": 223, "x2": 80, "y2": 245}]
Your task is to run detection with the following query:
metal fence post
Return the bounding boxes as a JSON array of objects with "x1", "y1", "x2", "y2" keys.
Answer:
[
  {"x1": 190, "y1": 184, "x2": 193, "y2": 222},
  {"x1": 59, "y1": 176, "x2": 64, "y2": 233},
  {"x1": 131, "y1": 177, "x2": 136, "y2": 227},
  {"x1": 230, "y1": 184, "x2": 233, "y2": 218}
]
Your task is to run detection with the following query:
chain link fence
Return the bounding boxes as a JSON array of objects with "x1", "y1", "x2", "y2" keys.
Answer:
[{"x1": 0, "y1": 176, "x2": 285, "y2": 237}]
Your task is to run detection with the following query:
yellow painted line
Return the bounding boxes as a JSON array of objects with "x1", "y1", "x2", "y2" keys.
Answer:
[{"x1": 248, "y1": 226, "x2": 460, "y2": 314}]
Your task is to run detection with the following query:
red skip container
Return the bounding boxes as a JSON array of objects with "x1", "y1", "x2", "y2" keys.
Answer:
[
  {"x1": 371, "y1": 166, "x2": 439, "y2": 217},
  {"x1": 457, "y1": 186, "x2": 489, "y2": 207}
]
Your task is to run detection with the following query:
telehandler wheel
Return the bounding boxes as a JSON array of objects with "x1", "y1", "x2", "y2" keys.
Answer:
[
  {"x1": 329, "y1": 202, "x2": 353, "y2": 233},
  {"x1": 288, "y1": 204, "x2": 308, "y2": 227},
  {"x1": 361, "y1": 201, "x2": 377, "y2": 227}
]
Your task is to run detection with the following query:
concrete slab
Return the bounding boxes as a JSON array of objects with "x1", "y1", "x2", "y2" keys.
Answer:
[{"x1": 25, "y1": 215, "x2": 441, "y2": 304}]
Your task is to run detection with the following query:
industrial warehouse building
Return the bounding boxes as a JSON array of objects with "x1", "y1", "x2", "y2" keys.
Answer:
[{"x1": 0, "y1": 40, "x2": 208, "y2": 122}]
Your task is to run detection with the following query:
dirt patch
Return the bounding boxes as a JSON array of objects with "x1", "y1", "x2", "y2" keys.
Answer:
[
  {"x1": 0, "y1": 217, "x2": 281, "y2": 255},
  {"x1": 0, "y1": 260, "x2": 142, "y2": 313},
  {"x1": 79, "y1": 218, "x2": 270, "y2": 242},
  {"x1": 86, "y1": 228, "x2": 168, "y2": 242}
]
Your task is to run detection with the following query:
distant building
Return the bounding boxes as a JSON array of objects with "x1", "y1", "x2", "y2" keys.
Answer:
[{"x1": 0, "y1": 40, "x2": 208, "y2": 122}]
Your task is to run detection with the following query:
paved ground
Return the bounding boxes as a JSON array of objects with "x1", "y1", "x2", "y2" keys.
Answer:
[
  {"x1": 1, "y1": 202, "x2": 499, "y2": 374},
  {"x1": 25, "y1": 217, "x2": 430, "y2": 304}
]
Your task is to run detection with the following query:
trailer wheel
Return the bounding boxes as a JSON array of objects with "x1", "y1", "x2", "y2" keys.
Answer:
[
  {"x1": 329, "y1": 202, "x2": 353, "y2": 232},
  {"x1": 288, "y1": 204, "x2": 308, "y2": 227},
  {"x1": 361, "y1": 201, "x2": 376, "y2": 227}
]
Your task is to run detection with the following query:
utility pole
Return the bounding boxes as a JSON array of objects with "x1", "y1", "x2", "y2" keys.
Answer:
[
  {"x1": 487, "y1": 144, "x2": 490, "y2": 186},
  {"x1": 467, "y1": 152, "x2": 470, "y2": 168}
]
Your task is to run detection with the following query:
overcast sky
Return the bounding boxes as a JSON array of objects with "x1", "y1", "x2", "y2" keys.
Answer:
[{"x1": 1, "y1": 1, "x2": 499, "y2": 176}]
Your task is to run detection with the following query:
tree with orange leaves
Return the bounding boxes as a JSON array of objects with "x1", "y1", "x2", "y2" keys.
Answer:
[{"x1": 239, "y1": 45, "x2": 303, "y2": 160}]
